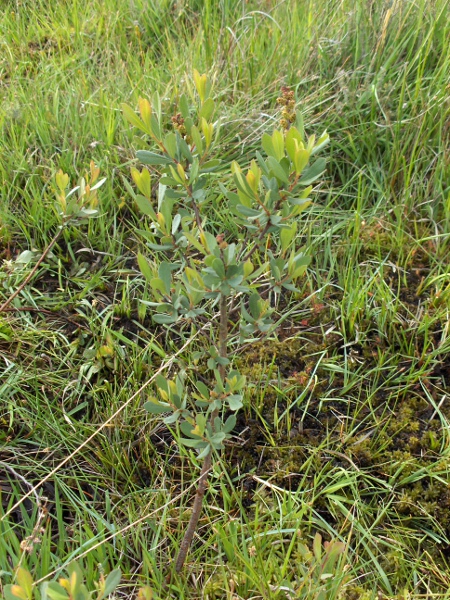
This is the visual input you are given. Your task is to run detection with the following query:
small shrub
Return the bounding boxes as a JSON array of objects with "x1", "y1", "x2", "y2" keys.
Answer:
[{"x1": 122, "y1": 72, "x2": 329, "y2": 572}]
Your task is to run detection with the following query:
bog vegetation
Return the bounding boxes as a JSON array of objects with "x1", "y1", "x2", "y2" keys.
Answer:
[{"x1": 0, "y1": 0, "x2": 449, "y2": 598}]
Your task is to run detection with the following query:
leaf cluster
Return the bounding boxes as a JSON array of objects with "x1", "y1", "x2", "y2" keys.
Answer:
[
  {"x1": 122, "y1": 73, "x2": 329, "y2": 454},
  {"x1": 4, "y1": 564, "x2": 121, "y2": 600}
]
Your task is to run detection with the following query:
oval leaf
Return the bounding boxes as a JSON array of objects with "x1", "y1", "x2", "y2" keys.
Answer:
[{"x1": 137, "y1": 151, "x2": 173, "y2": 166}]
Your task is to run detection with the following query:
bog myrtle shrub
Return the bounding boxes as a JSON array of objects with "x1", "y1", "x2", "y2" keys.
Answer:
[{"x1": 121, "y1": 72, "x2": 329, "y2": 571}]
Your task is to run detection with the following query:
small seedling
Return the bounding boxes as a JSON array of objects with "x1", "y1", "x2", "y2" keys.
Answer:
[{"x1": 0, "y1": 162, "x2": 105, "y2": 313}]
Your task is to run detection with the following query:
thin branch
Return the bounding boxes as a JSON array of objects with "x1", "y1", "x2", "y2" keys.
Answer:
[
  {"x1": 0, "y1": 227, "x2": 65, "y2": 313},
  {"x1": 173, "y1": 452, "x2": 212, "y2": 573},
  {"x1": 0, "y1": 461, "x2": 42, "y2": 508},
  {"x1": 0, "y1": 306, "x2": 90, "y2": 330}
]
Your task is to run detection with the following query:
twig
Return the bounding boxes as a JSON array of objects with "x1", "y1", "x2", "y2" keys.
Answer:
[
  {"x1": 0, "y1": 460, "x2": 42, "y2": 508},
  {"x1": 173, "y1": 453, "x2": 212, "y2": 573},
  {"x1": 0, "y1": 227, "x2": 65, "y2": 313},
  {"x1": 0, "y1": 306, "x2": 90, "y2": 330}
]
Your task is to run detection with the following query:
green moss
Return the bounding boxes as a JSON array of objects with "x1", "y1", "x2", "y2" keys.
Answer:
[{"x1": 230, "y1": 329, "x2": 450, "y2": 590}]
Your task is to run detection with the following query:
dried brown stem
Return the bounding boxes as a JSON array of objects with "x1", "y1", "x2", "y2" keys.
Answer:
[
  {"x1": 0, "y1": 227, "x2": 65, "y2": 313},
  {"x1": 173, "y1": 451, "x2": 212, "y2": 573}
]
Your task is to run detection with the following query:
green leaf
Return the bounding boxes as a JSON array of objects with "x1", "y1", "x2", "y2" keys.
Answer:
[
  {"x1": 164, "y1": 188, "x2": 186, "y2": 199},
  {"x1": 171, "y1": 393, "x2": 183, "y2": 410},
  {"x1": 313, "y1": 532, "x2": 322, "y2": 561},
  {"x1": 90, "y1": 177, "x2": 107, "y2": 192},
  {"x1": 249, "y1": 292, "x2": 262, "y2": 319},
  {"x1": 188, "y1": 159, "x2": 199, "y2": 185},
  {"x1": 184, "y1": 231, "x2": 207, "y2": 254},
  {"x1": 240, "y1": 303, "x2": 255, "y2": 324},
  {"x1": 200, "y1": 159, "x2": 221, "y2": 172},
  {"x1": 202, "y1": 231, "x2": 219, "y2": 254},
  {"x1": 74, "y1": 208, "x2": 99, "y2": 219},
  {"x1": 4, "y1": 586, "x2": 29, "y2": 600},
  {"x1": 179, "y1": 94, "x2": 190, "y2": 119},
  {"x1": 164, "y1": 132, "x2": 178, "y2": 159},
  {"x1": 196, "y1": 381, "x2": 211, "y2": 399},
  {"x1": 293, "y1": 148, "x2": 310, "y2": 175},
  {"x1": 153, "y1": 314, "x2": 178, "y2": 324},
  {"x1": 285, "y1": 127, "x2": 303, "y2": 160},
  {"x1": 202, "y1": 272, "x2": 221, "y2": 289},
  {"x1": 16, "y1": 568, "x2": 33, "y2": 600},
  {"x1": 233, "y1": 170, "x2": 256, "y2": 199},
  {"x1": 159, "y1": 176, "x2": 179, "y2": 186},
  {"x1": 195, "y1": 412, "x2": 207, "y2": 433},
  {"x1": 98, "y1": 569, "x2": 121, "y2": 600},
  {"x1": 180, "y1": 420, "x2": 201, "y2": 438},
  {"x1": 261, "y1": 133, "x2": 276, "y2": 158},
  {"x1": 66, "y1": 563, "x2": 84, "y2": 597},
  {"x1": 121, "y1": 103, "x2": 150, "y2": 134},
  {"x1": 135, "y1": 195, "x2": 157, "y2": 219},
  {"x1": 271, "y1": 129, "x2": 285, "y2": 161},
  {"x1": 150, "y1": 277, "x2": 170, "y2": 298},
  {"x1": 287, "y1": 197, "x2": 311, "y2": 208},
  {"x1": 155, "y1": 374, "x2": 168, "y2": 391},
  {"x1": 184, "y1": 116, "x2": 195, "y2": 136},
  {"x1": 137, "y1": 150, "x2": 173, "y2": 166},
  {"x1": 163, "y1": 413, "x2": 180, "y2": 424},
  {"x1": 227, "y1": 395, "x2": 243, "y2": 411},
  {"x1": 209, "y1": 432, "x2": 226, "y2": 447},
  {"x1": 290, "y1": 254, "x2": 311, "y2": 278},
  {"x1": 280, "y1": 222, "x2": 297, "y2": 252},
  {"x1": 138, "y1": 97, "x2": 152, "y2": 130},
  {"x1": 267, "y1": 156, "x2": 289, "y2": 184},
  {"x1": 180, "y1": 438, "x2": 206, "y2": 448},
  {"x1": 255, "y1": 151, "x2": 271, "y2": 176},
  {"x1": 55, "y1": 169, "x2": 69, "y2": 191},
  {"x1": 295, "y1": 113, "x2": 305, "y2": 138},
  {"x1": 159, "y1": 262, "x2": 173, "y2": 294},
  {"x1": 311, "y1": 131, "x2": 329, "y2": 155},
  {"x1": 226, "y1": 370, "x2": 246, "y2": 390},
  {"x1": 270, "y1": 257, "x2": 284, "y2": 280},
  {"x1": 144, "y1": 398, "x2": 171, "y2": 414},
  {"x1": 41, "y1": 582, "x2": 70, "y2": 600},
  {"x1": 150, "y1": 114, "x2": 161, "y2": 138},
  {"x1": 236, "y1": 205, "x2": 262, "y2": 217},
  {"x1": 226, "y1": 269, "x2": 244, "y2": 288},
  {"x1": 211, "y1": 258, "x2": 225, "y2": 278},
  {"x1": 131, "y1": 168, "x2": 152, "y2": 198},
  {"x1": 137, "y1": 253, "x2": 154, "y2": 284},
  {"x1": 223, "y1": 414, "x2": 237, "y2": 434},
  {"x1": 299, "y1": 157, "x2": 327, "y2": 185},
  {"x1": 171, "y1": 213, "x2": 181, "y2": 234},
  {"x1": 121, "y1": 174, "x2": 137, "y2": 199},
  {"x1": 190, "y1": 125, "x2": 203, "y2": 155},
  {"x1": 198, "y1": 97, "x2": 215, "y2": 121},
  {"x1": 177, "y1": 135, "x2": 193, "y2": 162},
  {"x1": 197, "y1": 443, "x2": 212, "y2": 459},
  {"x1": 269, "y1": 214, "x2": 282, "y2": 227}
]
